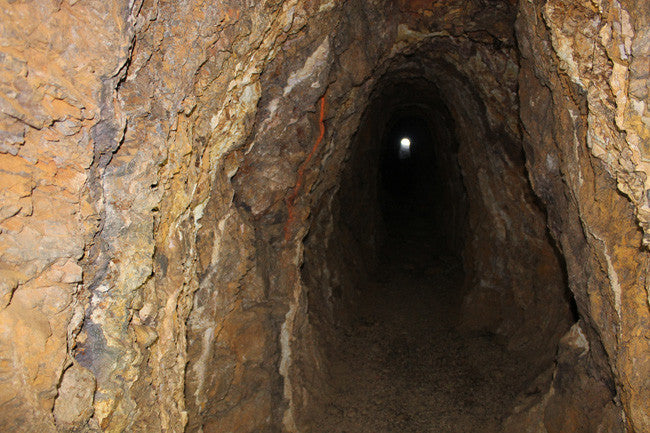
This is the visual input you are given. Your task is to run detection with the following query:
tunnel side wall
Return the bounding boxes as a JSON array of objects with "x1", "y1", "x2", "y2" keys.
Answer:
[
  {"x1": 511, "y1": 0, "x2": 650, "y2": 431},
  {"x1": 0, "y1": 1, "x2": 394, "y2": 431},
  {"x1": 230, "y1": 2, "x2": 400, "y2": 430}
]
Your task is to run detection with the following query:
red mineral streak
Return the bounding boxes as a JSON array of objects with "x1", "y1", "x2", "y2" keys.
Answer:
[{"x1": 284, "y1": 95, "x2": 326, "y2": 242}]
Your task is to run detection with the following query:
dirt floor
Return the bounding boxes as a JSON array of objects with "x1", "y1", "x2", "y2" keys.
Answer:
[{"x1": 309, "y1": 208, "x2": 533, "y2": 433}]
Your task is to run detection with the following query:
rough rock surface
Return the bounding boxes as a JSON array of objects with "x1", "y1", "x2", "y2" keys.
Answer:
[
  {"x1": 0, "y1": 0, "x2": 648, "y2": 432},
  {"x1": 515, "y1": 0, "x2": 650, "y2": 429}
]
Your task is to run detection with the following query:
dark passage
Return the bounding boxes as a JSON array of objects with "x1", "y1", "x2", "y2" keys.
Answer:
[
  {"x1": 309, "y1": 111, "x2": 533, "y2": 433},
  {"x1": 302, "y1": 59, "x2": 575, "y2": 432},
  {"x1": 379, "y1": 111, "x2": 465, "y2": 257}
]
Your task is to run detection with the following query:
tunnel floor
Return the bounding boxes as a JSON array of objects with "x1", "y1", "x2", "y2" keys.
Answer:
[{"x1": 309, "y1": 201, "x2": 534, "y2": 432}]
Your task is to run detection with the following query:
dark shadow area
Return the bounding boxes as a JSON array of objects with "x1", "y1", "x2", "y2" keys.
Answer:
[
  {"x1": 302, "y1": 61, "x2": 576, "y2": 432},
  {"x1": 378, "y1": 110, "x2": 466, "y2": 259},
  {"x1": 308, "y1": 102, "x2": 531, "y2": 432}
]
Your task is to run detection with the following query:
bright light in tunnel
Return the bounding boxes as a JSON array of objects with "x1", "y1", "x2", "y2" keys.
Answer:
[{"x1": 399, "y1": 137, "x2": 411, "y2": 159}]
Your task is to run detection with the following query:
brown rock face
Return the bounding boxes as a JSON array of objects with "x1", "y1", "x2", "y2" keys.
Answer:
[{"x1": 0, "y1": 0, "x2": 648, "y2": 432}]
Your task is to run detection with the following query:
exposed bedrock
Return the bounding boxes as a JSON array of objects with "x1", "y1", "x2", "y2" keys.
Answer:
[{"x1": 0, "y1": 0, "x2": 648, "y2": 432}]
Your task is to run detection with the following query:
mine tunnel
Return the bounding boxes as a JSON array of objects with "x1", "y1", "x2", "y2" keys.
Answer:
[
  {"x1": 377, "y1": 104, "x2": 466, "y2": 256},
  {"x1": 300, "y1": 61, "x2": 577, "y2": 432},
  {"x1": 2, "y1": 1, "x2": 648, "y2": 433}
]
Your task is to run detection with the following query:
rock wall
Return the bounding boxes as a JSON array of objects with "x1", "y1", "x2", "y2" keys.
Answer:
[
  {"x1": 0, "y1": 0, "x2": 647, "y2": 432},
  {"x1": 1, "y1": 2, "x2": 141, "y2": 431},
  {"x1": 1, "y1": 0, "x2": 350, "y2": 430},
  {"x1": 231, "y1": 3, "x2": 398, "y2": 427},
  {"x1": 512, "y1": 0, "x2": 650, "y2": 430}
]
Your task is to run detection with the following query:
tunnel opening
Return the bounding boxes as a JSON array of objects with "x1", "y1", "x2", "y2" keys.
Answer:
[
  {"x1": 300, "y1": 52, "x2": 577, "y2": 432},
  {"x1": 378, "y1": 108, "x2": 466, "y2": 259}
]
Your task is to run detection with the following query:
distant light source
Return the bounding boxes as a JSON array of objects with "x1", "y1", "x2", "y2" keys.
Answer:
[{"x1": 399, "y1": 137, "x2": 411, "y2": 159}]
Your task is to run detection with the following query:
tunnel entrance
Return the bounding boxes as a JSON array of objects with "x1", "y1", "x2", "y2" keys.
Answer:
[
  {"x1": 300, "y1": 54, "x2": 576, "y2": 432},
  {"x1": 379, "y1": 109, "x2": 466, "y2": 258}
]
